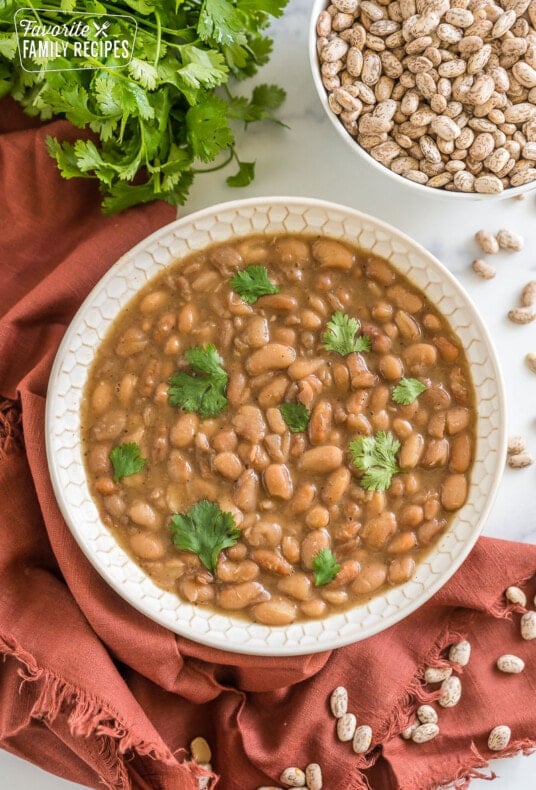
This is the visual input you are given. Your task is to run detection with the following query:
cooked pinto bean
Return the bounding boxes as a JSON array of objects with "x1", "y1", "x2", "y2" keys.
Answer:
[
  {"x1": 300, "y1": 446, "x2": 343, "y2": 473},
  {"x1": 83, "y1": 232, "x2": 475, "y2": 624},
  {"x1": 246, "y1": 343, "x2": 296, "y2": 374}
]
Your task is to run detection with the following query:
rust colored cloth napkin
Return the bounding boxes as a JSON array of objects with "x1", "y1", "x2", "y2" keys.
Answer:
[{"x1": 1, "y1": 97, "x2": 536, "y2": 790}]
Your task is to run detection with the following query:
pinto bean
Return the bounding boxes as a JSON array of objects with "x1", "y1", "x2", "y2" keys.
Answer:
[
  {"x1": 300, "y1": 598, "x2": 328, "y2": 617},
  {"x1": 91, "y1": 381, "x2": 113, "y2": 415},
  {"x1": 243, "y1": 315, "x2": 270, "y2": 348},
  {"x1": 244, "y1": 520, "x2": 282, "y2": 548},
  {"x1": 402, "y1": 343, "x2": 438, "y2": 374},
  {"x1": 278, "y1": 572, "x2": 313, "y2": 601},
  {"x1": 170, "y1": 413, "x2": 198, "y2": 448},
  {"x1": 446, "y1": 407, "x2": 470, "y2": 435},
  {"x1": 213, "y1": 428, "x2": 238, "y2": 453},
  {"x1": 308, "y1": 401, "x2": 332, "y2": 445},
  {"x1": 216, "y1": 559, "x2": 259, "y2": 583},
  {"x1": 289, "y1": 482, "x2": 317, "y2": 514},
  {"x1": 427, "y1": 411, "x2": 447, "y2": 438},
  {"x1": 387, "y1": 531, "x2": 417, "y2": 553},
  {"x1": 246, "y1": 343, "x2": 296, "y2": 374},
  {"x1": 251, "y1": 549, "x2": 293, "y2": 576},
  {"x1": 179, "y1": 574, "x2": 215, "y2": 604},
  {"x1": 388, "y1": 556, "x2": 416, "y2": 584},
  {"x1": 395, "y1": 310, "x2": 421, "y2": 340},
  {"x1": 301, "y1": 528, "x2": 331, "y2": 569},
  {"x1": 275, "y1": 236, "x2": 311, "y2": 266},
  {"x1": 387, "y1": 284, "x2": 423, "y2": 313},
  {"x1": 312, "y1": 238, "x2": 354, "y2": 270},
  {"x1": 300, "y1": 446, "x2": 343, "y2": 473},
  {"x1": 282, "y1": 535, "x2": 301, "y2": 564},
  {"x1": 128, "y1": 500, "x2": 161, "y2": 531},
  {"x1": 321, "y1": 467, "x2": 351, "y2": 505},
  {"x1": 421, "y1": 438, "x2": 450, "y2": 467},
  {"x1": 115, "y1": 327, "x2": 148, "y2": 356},
  {"x1": 252, "y1": 597, "x2": 298, "y2": 625},
  {"x1": 130, "y1": 531, "x2": 166, "y2": 560},
  {"x1": 140, "y1": 290, "x2": 169, "y2": 314},
  {"x1": 399, "y1": 433, "x2": 425, "y2": 468},
  {"x1": 351, "y1": 562, "x2": 388, "y2": 594},
  {"x1": 379, "y1": 354, "x2": 404, "y2": 381},
  {"x1": 232, "y1": 405, "x2": 266, "y2": 443},
  {"x1": 398, "y1": 504, "x2": 424, "y2": 528},
  {"x1": 449, "y1": 433, "x2": 472, "y2": 473},
  {"x1": 87, "y1": 443, "x2": 112, "y2": 476},
  {"x1": 306, "y1": 505, "x2": 330, "y2": 529},
  {"x1": 226, "y1": 370, "x2": 249, "y2": 407},
  {"x1": 117, "y1": 373, "x2": 137, "y2": 405},
  {"x1": 233, "y1": 469, "x2": 259, "y2": 512},
  {"x1": 441, "y1": 474, "x2": 468, "y2": 511},
  {"x1": 214, "y1": 452, "x2": 243, "y2": 480},
  {"x1": 217, "y1": 581, "x2": 269, "y2": 610},
  {"x1": 258, "y1": 376, "x2": 289, "y2": 409},
  {"x1": 92, "y1": 410, "x2": 126, "y2": 441},
  {"x1": 266, "y1": 407, "x2": 287, "y2": 434},
  {"x1": 209, "y1": 245, "x2": 242, "y2": 275},
  {"x1": 263, "y1": 464, "x2": 294, "y2": 500},
  {"x1": 328, "y1": 560, "x2": 361, "y2": 588},
  {"x1": 257, "y1": 294, "x2": 297, "y2": 312},
  {"x1": 264, "y1": 433, "x2": 288, "y2": 463},
  {"x1": 361, "y1": 512, "x2": 397, "y2": 549},
  {"x1": 366, "y1": 258, "x2": 396, "y2": 285}
]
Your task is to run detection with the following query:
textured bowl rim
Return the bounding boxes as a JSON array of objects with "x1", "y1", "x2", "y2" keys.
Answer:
[
  {"x1": 45, "y1": 196, "x2": 507, "y2": 656},
  {"x1": 308, "y1": 0, "x2": 536, "y2": 202}
]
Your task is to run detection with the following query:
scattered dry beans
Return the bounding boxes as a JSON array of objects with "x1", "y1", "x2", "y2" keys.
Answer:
[
  {"x1": 475, "y1": 230, "x2": 499, "y2": 255},
  {"x1": 330, "y1": 686, "x2": 348, "y2": 718},
  {"x1": 520, "y1": 611, "x2": 536, "y2": 640},
  {"x1": 507, "y1": 437, "x2": 527, "y2": 456},
  {"x1": 496, "y1": 654, "x2": 525, "y2": 674},
  {"x1": 411, "y1": 723, "x2": 440, "y2": 743},
  {"x1": 507, "y1": 451, "x2": 534, "y2": 468},
  {"x1": 190, "y1": 737, "x2": 212, "y2": 764},
  {"x1": 438, "y1": 675, "x2": 462, "y2": 708},
  {"x1": 352, "y1": 725, "x2": 373, "y2": 754},
  {"x1": 505, "y1": 585, "x2": 527, "y2": 607},
  {"x1": 526, "y1": 352, "x2": 536, "y2": 373},
  {"x1": 472, "y1": 259, "x2": 496, "y2": 279},
  {"x1": 424, "y1": 665, "x2": 452, "y2": 684},
  {"x1": 496, "y1": 229, "x2": 524, "y2": 252},
  {"x1": 416, "y1": 705, "x2": 438, "y2": 725},
  {"x1": 448, "y1": 640, "x2": 471, "y2": 667},
  {"x1": 521, "y1": 281, "x2": 536, "y2": 307},
  {"x1": 508, "y1": 306, "x2": 536, "y2": 324},
  {"x1": 400, "y1": 721, "x2": 420, "y2": 740},
  {"x1": 337, "y1": 712, "x2": 357, "y2": 742},
  {"x1": 305, "y1": 763, "x2": 323, "y2": 790},
  {"x1": 279, "y1": 767, "x2": 306, "y2": 788},
  {"x1": 488, "y1": 725, "x2": 512, "y2": 752}
]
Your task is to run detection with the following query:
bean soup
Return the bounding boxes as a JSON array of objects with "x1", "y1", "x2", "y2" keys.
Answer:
[{"x1": 82, "y1": 233, "x2": 475, "y2": 626}]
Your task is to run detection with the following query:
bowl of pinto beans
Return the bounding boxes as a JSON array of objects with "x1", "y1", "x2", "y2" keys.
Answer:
[{"x1": 46, "y1": 196, "x2": 506, "y2": 655}]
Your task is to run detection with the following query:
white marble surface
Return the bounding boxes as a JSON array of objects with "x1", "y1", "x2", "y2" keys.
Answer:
[{"x1": 4, "y1": 0, "x2": 535, "y2": 787}]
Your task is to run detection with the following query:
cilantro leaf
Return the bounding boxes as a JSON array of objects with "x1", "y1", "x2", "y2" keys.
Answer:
[
  {"x1": 349, "y1": 431, "x2": 401, "y2": 492},
  {"x1": 170, "y1": 499, "x2": 240, "y2": 573},
  {"x1": 322, "y1": 311, "x2": 372, "y2": 356},
  {"x1": 392, "y1": 378, "x2": 428, "y2": 405},
  {"x1": 279, "y1": 402, "x2": 310, "y2": 433},
  {"x1": 226, "y1": 159, "x2": 255, "y2": 187},
  {"x1": 197, "y1": 0, "x2": 246, "y2": 47},
  {"x1": 109, "y1": 442, "x2": 146, "y2": 483},
  {"x1": 312, "y1": 548, "x2": 341, "y2": 586},
  {"x1": 168, "y1": 344, "x2": 228, "y2": 419},
  {"x1": 186, "y1": 96, "x2": 234, "y2": 163},
  {"x1": 230, "y1": 265, "x2": 279, "y2": 303}
]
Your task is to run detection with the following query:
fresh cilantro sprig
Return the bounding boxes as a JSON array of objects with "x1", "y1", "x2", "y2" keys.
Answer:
[
  {"x1": 322, "y1": 312, "x2": 372, "y2": 356},
  {"x1": 0, "y1": 1, "x2": 289, "y2": 213},
  {"x1": 279, "y1": 402, "x2": 310, "y2": 433},
  {"x1": 392, "y1": 377, "x2": 428, "y2": 405},
  {"x1": 168, "y1": 344, "x2": 228, "y2": 419},
  {"x1": 230, "y1": 265, "x2": 280, "y2": 303},
  {"x1": 349, "y1": 431, "x2": 401, "y2": 492},
  {"x1": 169, "y1": 500, "x2": 240, "y2": 574},
  {"x1": 109, "y1": 442, "x2": 146, "y2": 483},
  {"x1": 312, "y1": 548, "x2": 341, "y2": 586}
]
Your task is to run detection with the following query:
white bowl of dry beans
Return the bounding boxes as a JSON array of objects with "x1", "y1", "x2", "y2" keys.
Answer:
[
  {"x1": 46, "y1": 197, "x2": 506, "y2": 655},
  {"x1": 310, "y1": 0, "x2": 536, "y2": 198}
]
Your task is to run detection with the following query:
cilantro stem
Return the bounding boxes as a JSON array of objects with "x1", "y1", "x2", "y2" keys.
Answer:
[{"x1": 192, "y1": 148, "x2": 234, "y2": 174}]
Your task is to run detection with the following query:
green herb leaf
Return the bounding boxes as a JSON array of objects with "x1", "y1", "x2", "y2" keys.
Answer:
[
  {"x1": 392, "y1": 377, "x2": 428, "y2": 405},
  {"x1": 170, "y1": 499, "x2": 240, "y2": 573},
  {"x1": 226, "y1": 159, "x2": 255, "y2": 187},
  {"x1": 109, "y1": 442, "x2": 146, "y2": 483},
  {"x1": 349, "y1": 431, "x2": 401, "y2": 492},
  {"x1": 312, "y1": 548, "x2": 341, "y2": 586},
  {"x1": 168, "y1": 344, "x2": 228, "y2": 419},
  {"x1": 230, "y1": 264, "x2": 279, "y2": 303},
  {"x1": 322, "y1": 311, "x2": 372, "y2": 356},
  {"x1": 279, "y1": 402, "x2": 310, "y2": 433}
]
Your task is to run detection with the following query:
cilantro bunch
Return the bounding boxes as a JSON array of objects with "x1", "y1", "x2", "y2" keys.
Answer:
[{"x1": 0, "y1": 0, "x2": 288, "y2": 213}]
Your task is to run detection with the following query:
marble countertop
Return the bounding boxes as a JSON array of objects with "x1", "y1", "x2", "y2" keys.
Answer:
[{"x1": 5, "y1": 0, "x2": 535, "y2": 787}]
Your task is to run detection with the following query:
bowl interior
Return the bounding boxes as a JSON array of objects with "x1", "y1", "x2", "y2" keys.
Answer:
[
  {"x1": 308, "y1": 0, "x2": 536, "y2": 202},
  {"x1": 45, "y1": 197, "x2": 506, "y2": 656}
]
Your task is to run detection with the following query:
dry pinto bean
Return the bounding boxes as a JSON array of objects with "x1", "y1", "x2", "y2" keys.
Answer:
[
  {"x1": 305, "y1": 764, "x2": 323, "y2": 790},
  {"x1": 337, "y1": 712, "x2": 357, "y2": 741},
  {"x1": 488, "y1": 725, "x2": 511, "y2": 752},
  {"x1": 496, "y1": 654, "x2": 525, "y2": 673},
  {"x1": 438, "y1": 675, "x2": 462, "y2": 707},
  {"x1": 279, "y1": 767, "x2": 306, "y2": 788},
  {"x1": 505, "y1": 585, "x2": 527, "y2": 607},
  {"x1": 330, "y1": 686, "x2": 349, "y2": 718},
  {"x1": 412, "y1": 723, "x2": 440, "y2": 743},
  {"x1": 449, "y1": 640, "x2": 471, "y2": 666},
  {"x1": 417, "y1": 705, "x2": 438, "y2": 725},
  {"x1": 520, "y1": 610, "x2": 536, "y2": 639},
  {"x1": 424, "y1": 665, "x2": 452, "y2": 684},
  {"x1": 301, "y1": 529, "x2": 331, "y2": 569}
]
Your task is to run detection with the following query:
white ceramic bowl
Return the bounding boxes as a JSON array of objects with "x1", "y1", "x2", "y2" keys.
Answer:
[
  {"x1": 309, "y1": 0, "x2": 536, "y2": 202},
  {"x1": 46, "y1": 197, "x2": 506, "y2": 656}
]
